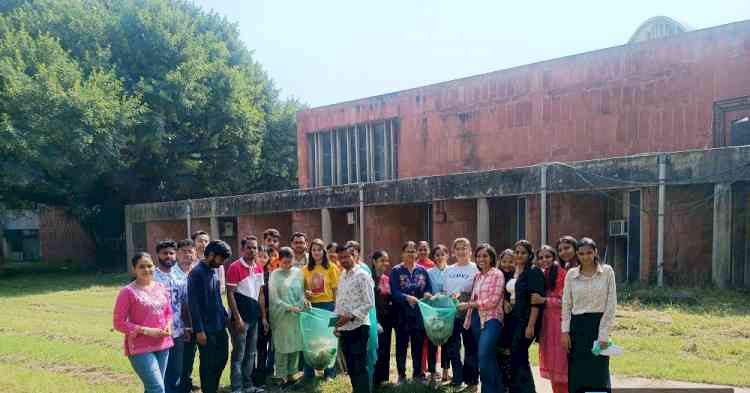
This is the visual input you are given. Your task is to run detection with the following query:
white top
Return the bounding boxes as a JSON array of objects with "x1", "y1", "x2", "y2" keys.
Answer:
[
  {"x1": 506, "y1": 277, "x2": 517, "y2": 302},
  {"x1": 334, "y1": 265, "x2": 375, "y2": 331},
  {"x1": 292, "y1": 253, "x2": 309, "y2": 269},
  {"x1": 444, "y1": 262, "x2": 479, "y2": 294},
  {"x1": 561, "y1": 263, "x2": 617, "y2": 342}
]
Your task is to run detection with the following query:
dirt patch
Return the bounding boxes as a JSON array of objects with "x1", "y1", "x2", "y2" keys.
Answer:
[{"x1": 0, "y1": 353, "x2": 133, "y2": 385}]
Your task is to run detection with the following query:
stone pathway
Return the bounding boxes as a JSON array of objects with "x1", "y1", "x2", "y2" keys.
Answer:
[{"x1": 531, "y1": 367, "x2": 750, "y2": 393}]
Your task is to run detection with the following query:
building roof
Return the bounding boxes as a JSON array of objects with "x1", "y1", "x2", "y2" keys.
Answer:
[{"x1": 628, "y1": 16, "x2": 693, "y2": 43}]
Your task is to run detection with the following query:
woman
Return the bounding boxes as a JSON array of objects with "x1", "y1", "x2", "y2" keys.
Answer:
[
  {"x1": 426, "y1": 245, "x2": 451, "y2": 383},
  {"x1": 303, "y1": 239, "x2": 340, "y2": 380},
  {"x1": 269, "y1": 246, "x2": 308, "y2": 388},
  {"x1": 327, "y1": 242, "x2": 340, "y2": 268},
  {"x1": 389, "y1": 240, "x2": 433, "y2": 384},
  {"x1": 562, "y1": 238, "x2": 616, "y2": 393},
  {"x1": 508, "y1": 240, "x2": 545, "y2": 393},
  {"x1": 256, "y1": 246, "x2": 274, "y2": 385},
  {"x1": 443, "y1": 237, "x2": 479, "y2": 389},
  {"x1": 536, "y1": 245, "x2": 568, "y2": 393},
  {"x1": 113, "y1": 252, "x2": 174, "y2": 393},
  {"x1": 460, "y1": 244, "x2": 505, "y2": 393},
  {"x1": 372, "y1": 250, "x2": 394, "y2": 388},
  {"x1": 498, "y1": 248, "x2": 515, "y2": 392},
  {"x1": 557, "y1": 236, "x2": 580, "y2": 270}
]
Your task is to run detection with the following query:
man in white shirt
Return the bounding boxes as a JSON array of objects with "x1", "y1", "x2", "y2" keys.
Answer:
[{"x1": 334, "y1": 245, "x2": 375, "y2": 393}]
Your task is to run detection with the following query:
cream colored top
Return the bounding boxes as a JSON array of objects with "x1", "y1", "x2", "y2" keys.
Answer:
[{"x1": 561, "y1": 263, "x2": 617, "y2": 342}]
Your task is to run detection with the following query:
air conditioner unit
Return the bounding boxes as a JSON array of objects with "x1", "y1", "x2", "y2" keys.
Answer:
[
  {"x1": 346, "y1": 212, "x2": 356, "y2": 225},
  {"x1": 608, "y1": 220, "x2": 628, "y2": 237}
]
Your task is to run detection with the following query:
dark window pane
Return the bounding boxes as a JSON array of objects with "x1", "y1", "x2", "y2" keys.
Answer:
[
  {"x1": 392, "y1": 120, "x2": 400, "y2": 179},
  {"x1": 321, "y1": 132, "x2": 333, "y2": 186},
  {"x1": 339, "y1": 128, "x2": 349, "y2": 184},
  {"x1": 357, "y1": 126, "x2": 368, "y2": 182},
  {"x1": 373, "y1": 122, "x2": 386, "y2": 181},
  {"x1": 307, "y1": 133, "x2": 317, "y2": 187}
]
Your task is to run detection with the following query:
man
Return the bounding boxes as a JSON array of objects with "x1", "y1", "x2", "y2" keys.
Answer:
[
  {"x1": 153, "y1": 240, "x2": 189, "y2": 393},
  {"x1": 262, "y1": 228, "x2": 281, "y2": 271},
  {"x1": 334, "y1": 246, "x2": 375, "y2": 393},
  {"x1": 188, "y1": 240, "x2": 232, "y2": 393},
  {"x1": 177, "y1": 238, "x2": 200, "y2": 393},
  {"x1": 226, "y1": 236, "x2": 265, "y2": 393},
  {"x1": 290, "y1": 232, "x2": 308, "y2": 268},
  {"x1": 344, "y1": 240, "x2": 362, "y2": 265},
  {"x1": 192, "y1": 231, "x2": 225, "y2": 292}
]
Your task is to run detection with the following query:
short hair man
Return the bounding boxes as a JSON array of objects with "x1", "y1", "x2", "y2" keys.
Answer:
[{"x1": 290, "y1": 232, "x2": 308, "y2": 268}]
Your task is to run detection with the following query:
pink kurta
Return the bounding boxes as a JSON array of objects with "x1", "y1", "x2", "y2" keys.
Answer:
[
  {"x1": 113, "y1": 282, "x2": 174, "y2": 356},
  {"x1": 539, "y1": 266, "x2": 568, "y2": 383}
]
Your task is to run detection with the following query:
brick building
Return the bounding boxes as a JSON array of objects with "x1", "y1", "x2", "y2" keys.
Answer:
[{"x1": 126, "y1": 17, "x2": 750, "y2": 287}]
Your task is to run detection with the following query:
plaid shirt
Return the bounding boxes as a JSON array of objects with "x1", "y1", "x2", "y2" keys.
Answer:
[{"x1": 465, "y1": 267, "x2": 505, "y2": 329}]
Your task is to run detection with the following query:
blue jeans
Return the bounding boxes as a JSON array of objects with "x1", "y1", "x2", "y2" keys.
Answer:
[
  {"x1": 303, "y1": 302, "x2": 337, "y2": 379},
  {"x1": 129, "y1": 349, "x2": 170, "y2": 393},
  {"x1": 231, "y1": 321, "x2": 258, "y2": 390},
  {"x1": 164, "y1": 336, "x2": 185, "y2": 393},
  {"x1": 478, "y1": 319, "x2": 503, "y2": 393},
  {"x1": 446, "y1": 316, "x2": 478, "y2": 385}
]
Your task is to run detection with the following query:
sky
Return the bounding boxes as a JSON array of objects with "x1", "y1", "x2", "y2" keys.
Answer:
[{"x1": 194, "y1": 0, "x2": 750, "y2": 108}]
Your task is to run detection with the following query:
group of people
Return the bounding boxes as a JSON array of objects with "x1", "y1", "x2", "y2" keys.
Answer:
[{"x1": 113, "y1": 228, "x2": 617, "y2": 393}]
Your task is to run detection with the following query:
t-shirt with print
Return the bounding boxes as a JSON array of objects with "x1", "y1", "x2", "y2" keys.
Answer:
[
  {"x1": 153, "y1": 267, "x2": 188, "y2": 338},
  {"x1": 226, "y1": 257, "x2": 264, "y2": 326},
  {"x1": 444, "y1": 262, "x2": 479, "y2": 318},
  {"x1": 303, "y1": 263, "x2": 340, "y2": 304}
]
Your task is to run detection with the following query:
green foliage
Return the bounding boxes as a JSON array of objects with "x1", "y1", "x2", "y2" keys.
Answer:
[{"x1": 0, "y1": 0, "x2": 303, "y2": 266}]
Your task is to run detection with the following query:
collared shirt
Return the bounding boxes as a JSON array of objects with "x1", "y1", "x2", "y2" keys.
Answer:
[
  {"x1": 153, "y1": 267, "x2": 187, "y2": 338},
  {"x1": 466, "y1": 267, "x2": 505, "y2": 328},
  {"x1": 334, "y1": 265, "x2": 375, "y2": 331},
  {"x1": 188, "y1": 261, "x2": 228, "y2": 334},
  {"x1": 292, "y1": 253, "x2": 308, "y2": 269},
  {"x1": 226, "y1": 257, "x2": 264, "y2": 300},
  {"x1": 561, "y1": 263, "x2": 617, "y2": 342}
]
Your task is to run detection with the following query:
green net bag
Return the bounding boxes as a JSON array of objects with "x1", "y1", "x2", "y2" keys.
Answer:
[
  {"x1": 299, "y1": 307, "x2": 339, "y2": 370},
  {"x1": 418, "y1": 295, "x2": 458, "y2": 346}
]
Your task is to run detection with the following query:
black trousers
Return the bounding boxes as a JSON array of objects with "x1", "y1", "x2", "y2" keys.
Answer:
[
  {"x1": 395, "y1": 326, "x2": 425, "y2": 378},
  {"x1": 341, "y1": 325, "x2": 372, "y2": 393},
  {"x1": 373, "y1": 320, "x2": 393, "y2": 386},
  {"x1": 197, "y1": 329, "x2": 229, "y2": 393},
  {"x1": 508, "y1": 317, "x2": 535, "y2": 393},
  {"x1": 427, "y1": 338, "x2": 449, "y2": 373},
  {"x1": 445, "y1": 316, "x2": 479, "y2": 385},
  {"x1": 254, "y1": 324, "x2": 273, "y2": 384},
  {"x1": 180, "y1": 334, "x2": 197, "y2": 393},
  {"x1": 568, "y1": 313, "x2": 610, "y2": 393}
]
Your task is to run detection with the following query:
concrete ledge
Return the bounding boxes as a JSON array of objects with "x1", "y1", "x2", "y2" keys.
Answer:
[{"x1": 126, "y1": 145, "x2": 750, "y2": 223}]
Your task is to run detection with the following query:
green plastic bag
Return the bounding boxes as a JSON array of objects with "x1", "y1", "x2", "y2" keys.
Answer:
[
  {"x1": 299, "y1": 308, "x2": 339, "y2": 370},
  {"x1": 418, "y1": 295, "x2": 458, "y2": 346}
]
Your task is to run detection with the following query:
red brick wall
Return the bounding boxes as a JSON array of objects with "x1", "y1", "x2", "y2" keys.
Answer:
[
  {"x1": 237, "y1": 214, "x2": 292, "y2": 245},
  {"x1": 297, "y1": 21, "x2": 750, "y2": 188},
  {"x1": 548, "y1": 193, "x2": 608, "y2": 250},
  {"x1": 146, "y1": 220, "x2": 187, "y2": 257},
  {"x1": 291, "y1": 211, "x2": 322, "y2": 244},
  {"x1": 432, "y1": 200, "x2": 477, "y2": 249},
  {"x1": 640, "y1": 188, "x2": 658, "y2": 283},
  {"x1": 363, "y1": 205, "x2": 426, "y2": 264},
  {"x1": 189, "y1": 218, "x2": 210, "y2": 239},
  {"x1": 526, "y1": 195, "x2": 541, "y2": 247},
  {"x1": 663, "y1": 185, "x2": 714, "y2": 286},
  {"x1": 331, "y1": 209, "x2": 356, "y2": 246},
  {"x1": 39, "y1": 206, "x2": 96, "y2": 264}
]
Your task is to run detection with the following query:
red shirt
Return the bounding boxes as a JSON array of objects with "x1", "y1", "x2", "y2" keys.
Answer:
[{"x1": 416, "y1": 258, "x2": 435, "y2": 269}]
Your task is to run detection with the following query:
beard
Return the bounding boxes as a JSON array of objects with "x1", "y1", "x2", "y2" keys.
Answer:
[{"x1": 159, "y1": 258, "x2": 175, "y2": 268}]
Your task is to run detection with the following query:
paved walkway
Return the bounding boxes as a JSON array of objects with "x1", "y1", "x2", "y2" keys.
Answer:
[{"x1": 531, "y1": 367, "x2": 750, "y2": 393}]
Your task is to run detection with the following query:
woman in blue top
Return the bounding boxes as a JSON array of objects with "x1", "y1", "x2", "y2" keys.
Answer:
[
  {"x1": 389, "y1": 240, "x2": 433, "y2": 385},
  {"x1": 426, "y1": 244, "x2": 451, "y2": 383}
]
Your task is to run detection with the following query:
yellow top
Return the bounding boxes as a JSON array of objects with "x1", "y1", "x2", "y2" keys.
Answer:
[{"x1": 303, "y1": 263, "x2": 340, "y2": 304}]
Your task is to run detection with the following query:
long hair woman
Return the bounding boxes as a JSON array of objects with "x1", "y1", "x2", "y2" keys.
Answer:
[
  {"x1": 556, "y1": 236, "x2": 580, "y2": 270},
  {"x1": 113, "y1": 252, "x2": 174, "y2": 393},
  {"x1": 507, "y1": 240, "x2": 545, "y2": 393},
  {"x1": 460, "y1": 244, "x2": 506, "y2": 393},
  {"x1": 372, "y1": 250, "x2": 394, "y2": 388},
  {"x1": 303, "y1": 238, "x2": 340, "y2": 379},
  {"x1": 562, "y1": 238, "x2": 616, "y2": 393},
  {"x1": 536, "y1": 245, "x2": 568, "y2": 393}
]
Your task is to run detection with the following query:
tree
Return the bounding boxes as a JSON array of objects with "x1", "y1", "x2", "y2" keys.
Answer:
[{"x1": 0, "y1": 0, "x2": 302, "y2": 267}]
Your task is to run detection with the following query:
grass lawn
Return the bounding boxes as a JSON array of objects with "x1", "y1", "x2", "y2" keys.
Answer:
[{"x1": 0, "y1": 263, "x2": 748, "y2": 392}]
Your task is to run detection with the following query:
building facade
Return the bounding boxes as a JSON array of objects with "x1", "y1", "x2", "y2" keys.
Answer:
[{"x1": 127, "y1": 17, "x2": 750, "y2": 287}]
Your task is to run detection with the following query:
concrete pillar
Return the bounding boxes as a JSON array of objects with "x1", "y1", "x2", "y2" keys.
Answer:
[
  {"x1": 712, "y1": 182, "x2": 732, "y2": 288},
  {"x1": 209, "y1": 199, "x2": 220, "y2": 241},
  {"x1": 321, "y1": 208, "x2": 333, "y2": 244},
  {"x1": 124, "y1": 205, "x2": 135, "y2": 272},
  {"x1": 186, "y1": 201, "x2": 192, "y2": 238},
  {"x1": 657, "y1": 155, "x2": 666, "y2": 287},
  {"x1": 540, "y1": 165, "x2": 548, "y2": 246},
  {"x1": 477, "y1": 198, "x2": 490, "y2": 245}
]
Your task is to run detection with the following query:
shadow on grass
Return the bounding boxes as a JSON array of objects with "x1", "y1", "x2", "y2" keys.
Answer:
[{"x1": 0, "y1": 262, "x2": 131, "y2": 298}]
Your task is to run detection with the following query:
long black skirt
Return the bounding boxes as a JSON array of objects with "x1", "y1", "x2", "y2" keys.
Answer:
[{"x1": 568, "y1": 313, "x2": 611, "y2": 393}]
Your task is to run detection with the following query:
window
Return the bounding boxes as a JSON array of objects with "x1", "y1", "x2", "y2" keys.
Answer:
[{"x1": 307, "y1": 118, "x2": 400, "y2": 187}]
